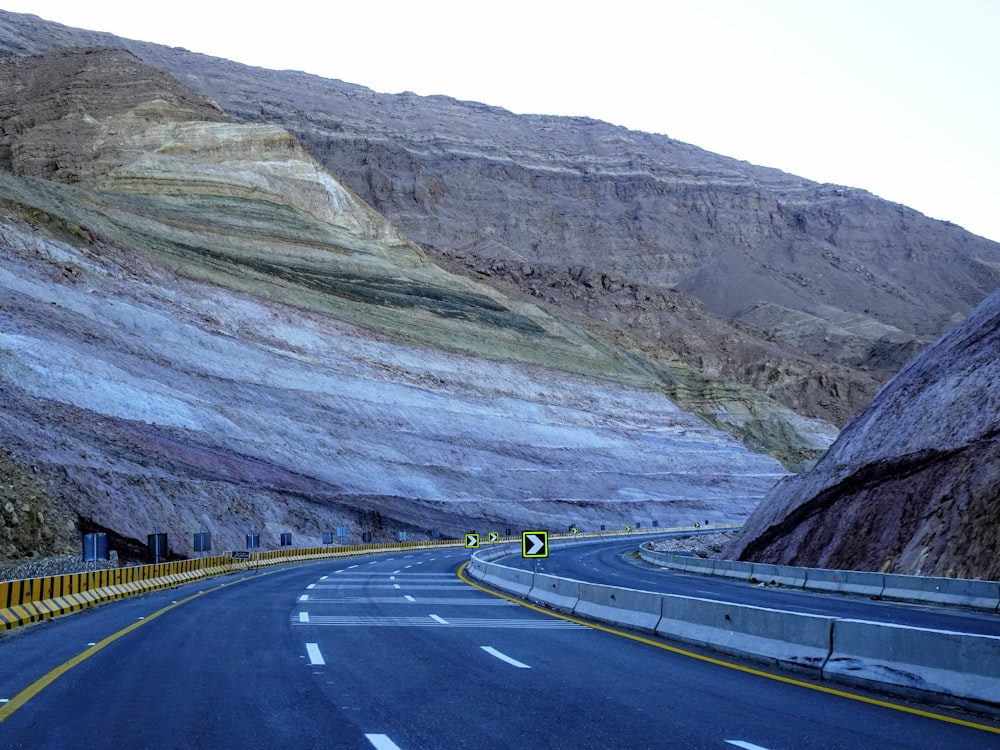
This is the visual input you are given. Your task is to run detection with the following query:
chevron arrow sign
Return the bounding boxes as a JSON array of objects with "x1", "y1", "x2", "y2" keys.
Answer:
[{"x1": 521, "y1": 530, "x2": 549, "y2": 558}]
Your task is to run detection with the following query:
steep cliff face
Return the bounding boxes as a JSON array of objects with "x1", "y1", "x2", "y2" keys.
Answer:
[
  {"x1": 2, "y1": 10, "x2": 998, "y2": 433},
  {"x1": 725, "y1": 287, "x2": 1000, "y2": 580},
  {"x1": 0, "y1": 48, "x2": 797, "y2": 559}
]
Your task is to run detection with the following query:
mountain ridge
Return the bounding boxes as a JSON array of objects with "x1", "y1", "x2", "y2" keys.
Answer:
[
  {"x1": 0, "y1": 47, "x2": 793, "y2": 561},
  {"x1": 3, "y1": 9, "x2": 999, "y2": 432}
]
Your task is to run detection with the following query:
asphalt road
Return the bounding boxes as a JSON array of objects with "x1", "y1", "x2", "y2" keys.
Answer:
[
  {"x1": 1, "y1": 545, "x2": 998, "y2": 749},
  {"x1": 501, "y1": 534, "x2": 1000, "y2": 637}
]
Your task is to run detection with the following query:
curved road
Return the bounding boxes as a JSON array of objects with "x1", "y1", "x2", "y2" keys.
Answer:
[
  {"x1": 501, "y1": 533, "x2": 1000, "y2": 636},
  {"x1": 1, "y1": 545, "x2": 997, "y2": 748}
]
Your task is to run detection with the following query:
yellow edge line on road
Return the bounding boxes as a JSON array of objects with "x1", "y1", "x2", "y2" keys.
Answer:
[
  {"x1": 0, "y1": 543, "x2": 462, "y2": 722},
  {"x1": 0, "y1": 571, "x2": 267, "y2": 724},
  {"x1": 456, "y1": 562, "x2": 1000, "y2": 735}
]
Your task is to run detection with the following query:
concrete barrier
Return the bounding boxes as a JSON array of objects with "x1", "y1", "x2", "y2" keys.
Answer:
[
  {"x1": 465, "y1": 555, "x2": 490, "y2": 582},
  {"x1": 470, "y1": 537, "x2": 1000, "y2": 707},
  {"x1": 802, "y1": 569, "x2": 885, "y2": 598},
  {"x1": 573, "y1": 582, "x2": 663, "y2": 633},
  {"x1": 826, "y1": 619, "x2": 1000, "y2": 705},
  {"x1": 482, "y1": 563, "x2": 534, "y2": 599},
  {"x1": 528, "y1": 573, "x2": 581, "y2": 613},
  {"x1": 712, "y1": 559, "x2": 753, "y2": 581},
  {"x1": 880, "y1": 574, "x2": 1000, "y2": 612},
  {"x1": 655, "y1": 595, "x2": 834, "y2": 676},
  {"x1": 678, "y1": 556, "x2": 718, "y2": 575},
  {"x1": 749, "y1": 562, "x2": 807, "y2": 589},
  {"x1": 638, "y1": 545, "x2": 670, "y2": 567},
  {"x1": 640, "y1": 548, "x2": 1000, "y2": 614}
]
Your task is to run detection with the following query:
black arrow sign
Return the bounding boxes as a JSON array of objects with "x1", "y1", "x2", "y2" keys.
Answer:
[{"x1": 521, "y1": 530, "x2": 548, "y2": 558}]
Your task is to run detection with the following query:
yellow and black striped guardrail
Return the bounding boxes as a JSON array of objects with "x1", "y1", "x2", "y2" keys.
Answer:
[{"x1": 0, "y1": 526, "x2": 710, "y2": 633}]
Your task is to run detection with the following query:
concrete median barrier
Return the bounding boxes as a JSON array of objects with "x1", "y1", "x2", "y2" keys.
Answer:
[
  {"x1": 802, "y1": 569, "x2": 885, "y2": 598},
  {"x1": 826, "y1": 619, "x2": 1000, "y2": 705},
  {"x1": 528, "y1": 573, "x2": 581, "y2": 613},
  {"x1": 749, "y1": 562, "x2": 807, "y2": 588},
  {"x1": 712, "y1": 559, "x2": 753, "y2": 581},
  {"x1": 465, "y1": 555, "x2": 490, "y2": 581},
  {"x1": 482, "y1": 564, "x2": 534, "y2": 598},
  {"x1": 655, "y1": 594, "x2": 834, "y2": 676},
  {"x1": 573, "y1": 582, "x2": 663, "y2": 633},
  {"x1": 880, "y1": 574, "x2": 1000, "y2": 612},
  {"x1": 679, "y1": 556, "x2": 720, "y2": 575}
]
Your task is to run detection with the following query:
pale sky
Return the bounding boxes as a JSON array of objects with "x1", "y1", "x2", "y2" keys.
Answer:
[{"x1": 5, "y1": 0, "x2": 1000, "y2": 243}]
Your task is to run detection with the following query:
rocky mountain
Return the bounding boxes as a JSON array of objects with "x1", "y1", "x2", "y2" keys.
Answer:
[
  {"x1": 2, "y1": 10, "x2": 999, "y2": 435},
  {"x1": 0, "y1": 47, "x2": 797, "y2": 561},
  {"x1": 1, "y1": 11, "x2": 998, "y2": 573},
  {"x1": 725, "y1": 285, "x2": 1000, "y2": 580}
]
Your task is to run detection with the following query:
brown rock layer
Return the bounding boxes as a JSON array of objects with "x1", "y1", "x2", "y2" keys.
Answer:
[
  {"x1": 725, "y1": 287, "x2": 1000, "y2": 579},
  {"x1": 2, "y1": 10, "x2": 999, "y2": 430}
]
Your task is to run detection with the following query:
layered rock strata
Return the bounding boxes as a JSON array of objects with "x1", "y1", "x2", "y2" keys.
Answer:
[
  {"x1": 0, "y1": 49, "x2": 796, "y2": 558},
  {"x1": 725, "y1": 287, "x2": 1000, "y2": 580},
  {"x1": 2, "y1": 10, "x2": 999, "y2": 432}
]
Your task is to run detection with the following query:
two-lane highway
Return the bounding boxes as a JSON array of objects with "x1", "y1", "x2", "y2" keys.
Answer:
[{"x1": 1, "y1": 545, "x2": 998, "y2": 748}]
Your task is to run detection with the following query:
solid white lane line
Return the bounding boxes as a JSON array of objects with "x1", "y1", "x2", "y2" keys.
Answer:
[
  {"x1": 429, "y1": 614, "x2": 448, "y2": 624},
  {"x1": 306, "y1": 643, "x2": 325, "y2": 666},
  {"x1": 726, "y1": 742, "x2": 772, "y2": 750},
  {"x1": 299, "y1": 612, "x2": 310, "y2": 623},
  {"x1": 480, "y1": 646, "x2": 530, "y2": 668},
  {"x1": 404, "y1": 595, "x2": 416, "y2": 602},
  {"x1": 365, "y1": 734, "x2": 402, "y2": 749}
]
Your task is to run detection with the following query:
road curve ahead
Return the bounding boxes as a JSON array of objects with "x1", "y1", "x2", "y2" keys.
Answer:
[
  {"x1": 507, "y1": 534, "x2": 1000, "y2": 636},
  {"x1": 0, "y1": 546, "x2": 998, "y2": 749}
]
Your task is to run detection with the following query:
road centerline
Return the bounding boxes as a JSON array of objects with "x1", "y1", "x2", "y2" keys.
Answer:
[
  {"x1": 481, "y1": 646, "x2": 530, "y2": 668},
  {"x1": 365, "y1": 734, "x2": 402, "y2": 750},
  {"x1": 306, "y1": 642, "x2": 325, "y2": 666}
]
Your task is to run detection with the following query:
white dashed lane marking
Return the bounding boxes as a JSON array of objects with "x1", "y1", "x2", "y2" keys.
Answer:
[
  {"x1": 365, "y1": 733, "x2": 402, "y2": 749},
  {"x1": 305, "y1": 643, "x2": 325, "y2": 666},
  {"x1": 481, "y1": 646, "x2": 530, "y2": 668}
]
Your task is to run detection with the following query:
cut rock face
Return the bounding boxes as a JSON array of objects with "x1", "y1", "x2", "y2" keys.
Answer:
[{"x1": 725, "y1": 286, "x2": 1000, "y2": 580}]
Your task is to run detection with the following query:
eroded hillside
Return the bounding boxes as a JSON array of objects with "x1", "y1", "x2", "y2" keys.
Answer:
[
  {"x1": 3, "y1": 9, "x2": 999, "y2": 432},
  {"x1": 0, "y1": 49, "x2": 809, "y2": 559},
  {"x1": 725, "y1": 285, "x2": 1000, "y2": 580}
]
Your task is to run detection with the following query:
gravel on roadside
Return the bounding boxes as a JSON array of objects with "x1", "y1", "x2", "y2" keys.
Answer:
[{"x1": 648, "y1": 531, "x2": 734, "y2": 558}]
